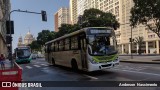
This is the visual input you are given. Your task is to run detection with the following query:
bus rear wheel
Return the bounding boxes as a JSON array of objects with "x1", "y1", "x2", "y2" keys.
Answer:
[{"x1": 71, "y1": 60, "x2": 78, "y2": 71}]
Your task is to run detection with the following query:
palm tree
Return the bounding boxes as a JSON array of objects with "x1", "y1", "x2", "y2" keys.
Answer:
[{"x1": 134, "y1": 36, "x2": 144, "y2": 55}]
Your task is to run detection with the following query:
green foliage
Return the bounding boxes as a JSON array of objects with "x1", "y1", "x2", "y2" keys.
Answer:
[
  {"x1": 29, "y1": 30, "x2": 55, "y2": 52},
  {"x1": 37, "y1": 30, "x2": 55, "y2": 45},
  {"x1": 35, "y1": 9, "x2": 120, "y2": 46},
  {"x1": 130, "y1": 0, "x2": 160, "y2": 37},
  {"x1": 55, "y1": 24, "x2": 81, "y2": 38},
  {"x1": 80, "y1": 8, "x2": 119, "y2": 29},
  {"x1": 133, "y1": 36, "x2": 144, "y2": 55},
  {"x1": 28, "y1": 40, "x2": 41, "y2": 52}
]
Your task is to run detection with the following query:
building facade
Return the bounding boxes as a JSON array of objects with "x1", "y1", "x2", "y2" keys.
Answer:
[
  {"x1": 69, "y1": 0, "x2": 78, "y2": 24},
  {"x1": 54, "y1": 12, "x2": 59, "y2": 32},
  {"x1": 0, "y1": 0, "x2": 10, "y2": 56},
  {"x1": 76, "y1": 0, "x2": 160, "y2": 54},
  {"x1": 54, "y1": 7, "x2": 70, "y2": 32},
  {"x1": 18, "y1": 31, "x2": 35, "y2": 47},
  {"x1": 24, "y1": 31, "x2": 35, "y2": 46}
]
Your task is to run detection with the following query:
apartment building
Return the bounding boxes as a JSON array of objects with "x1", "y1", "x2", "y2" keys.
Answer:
[
  {"x1": 54, "y1": 7, "x2": 70, "y2": 32},
  {"x1": 70, "y1": 0, "x2": 78, "y2": 24},
  {"x1": 77, "y1": 0, "x2": 100, "y2": 16},
  {"x1": 0, "y1": 0, "x2": 10, "y2": 56},
  {"x1": 76, "y1": 0, "x2": 160, "y2": 54}
]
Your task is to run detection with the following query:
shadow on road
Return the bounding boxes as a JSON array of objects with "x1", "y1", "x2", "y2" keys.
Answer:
[{"x1": 49, "y1": 65, "x2": 115, "y2": 77}]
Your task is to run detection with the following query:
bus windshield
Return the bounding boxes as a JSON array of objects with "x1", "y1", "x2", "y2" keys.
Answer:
[
  {"x1": 17, "y1": 49, "x2": 31, "y2": 58},
  {"x1": 88, "y1": 34, "x2": 117, "y2": 56}
]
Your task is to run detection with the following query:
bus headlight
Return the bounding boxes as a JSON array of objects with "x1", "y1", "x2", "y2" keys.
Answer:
[
  {"x1": 89, "y1": 58, "x2": 98, "y2": 64},
  {"x1": 113, "y1": 57, "x2": 119, "y2": 62}
]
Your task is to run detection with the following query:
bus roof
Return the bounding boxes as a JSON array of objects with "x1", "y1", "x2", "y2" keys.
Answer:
[
  {"x1": 45, "y1": 27, "x2": 112, "y2": 45},
  {"x1": 16, "y1": 46, "x2": 30, "y2": 49}
]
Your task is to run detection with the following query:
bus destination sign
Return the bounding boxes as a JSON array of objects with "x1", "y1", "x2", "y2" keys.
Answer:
[{"x1": 90, "y1": 30, "x2": 112, "y2": 34}]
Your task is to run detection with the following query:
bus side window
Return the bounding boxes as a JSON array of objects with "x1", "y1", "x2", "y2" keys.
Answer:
[
  {"x1": 65, "y1": 38, "x2": 70, "y2": 50},
  {"x1": 45, "y1": 46, "x2": 47, "y2": 53},
  {"x1": 47, "y1": 44, "x2": 51, "y2": 53},
  {"x1": 53, "y1": 43, "x2": 55, "y2": 52},
  {"x1": 78, "y1": 36, "x2": 81, "y2": 50},
  {"x1": 55, "y1": 42, "x2": 59, "y2": 52},
  {"x1": 51, "y1": 43, "x2": 54, "y2": 52},
  {"x1": 59, "y1": 40, "x2": 65, "y2": 51},
  {"x1": 71, "y1": 36, "x2": 78, "y2": 50}
]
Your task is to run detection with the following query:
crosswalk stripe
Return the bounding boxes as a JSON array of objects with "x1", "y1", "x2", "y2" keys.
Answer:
[
  {"x1": 83, "y1": 74, "x2": 98, "y2": 80},
  {"x1": 33, "y1": 65, "x2": 41, "y2": 68},
  {"x1": 26, "y1": 66, "x2": 32, "y2": 69},
  {"x1": 113, "y1": 66, "x2": 147, "y2": 71},
  {"x1": 41, "y1": 64, "x2": 48, "y2": 66}
]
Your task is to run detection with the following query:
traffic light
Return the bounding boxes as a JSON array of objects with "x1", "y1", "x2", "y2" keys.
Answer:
[
  {"x1": 6, "y1": 36, "x2": 12, "y2": 44},
  {"x1": 6, "y1": 21, "x2": 14, "y2": 34},
  {"x1": 41, "y1": 10, "x2": 47, "y2": 22}
]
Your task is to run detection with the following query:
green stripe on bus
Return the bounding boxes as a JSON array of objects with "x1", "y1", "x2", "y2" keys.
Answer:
[{"x1": 92, "y1": 54, "x2": 118, "y2": 63}]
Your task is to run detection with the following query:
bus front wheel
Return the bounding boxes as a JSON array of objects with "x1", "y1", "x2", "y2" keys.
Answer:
[{"x1": 71, "y1": 60, "x2": 78, "y2": 71}]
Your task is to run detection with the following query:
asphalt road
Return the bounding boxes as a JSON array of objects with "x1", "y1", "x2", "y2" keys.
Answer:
[{"x1": 18, "y1": 58, "x2": 160, "y2": 90}]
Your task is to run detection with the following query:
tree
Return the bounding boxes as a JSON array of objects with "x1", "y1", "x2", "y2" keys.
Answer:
[
  {"x1": 133, "y1": 36, "x2": 144, "y2": 55},
  {"x1": 80, "y1": 8, "x2": 119, "y2": 29},
  {"x1": 55, "y1": 24, "x2": 81, "y2": 38},
  {"x1": 56, "y1": 24, "x2": 73, "y2": 38},
  {"x1": 28, "y1": 40, "x2": 41, "y2": 52},
  {"x1": 68, "y1": 24, "x2": 81, "y2": 33},
  {"x1": 37, "y1": 30, "x2": 55, "y2": 46},
  {"x1": 130, "y1": 0, "x2": 160, "y2": 37}
]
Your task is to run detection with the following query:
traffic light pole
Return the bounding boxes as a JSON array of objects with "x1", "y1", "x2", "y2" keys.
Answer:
[{"x1": 9, "y1": 9, "x2": 47, "y2": 67}]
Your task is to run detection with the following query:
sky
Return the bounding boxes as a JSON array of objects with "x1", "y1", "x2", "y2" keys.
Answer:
[{"x1": 11, "y1": 0, "x2": 69, "y2": 50}]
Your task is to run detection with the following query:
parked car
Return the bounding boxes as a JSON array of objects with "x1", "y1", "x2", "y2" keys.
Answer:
[
  {"x1": 37, "y1": 54, "x2": 44, "y2": 58},
  {"x1": 30, "y1": 54, "x2": 38, "y2": 59}
]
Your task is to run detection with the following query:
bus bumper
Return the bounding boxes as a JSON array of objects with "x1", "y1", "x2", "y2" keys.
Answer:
[
  {"x1": 16, "y1": 58, "x2": 32, "y2": 63},
  {"x1": 88, "y1": 59, "x2": 119, "y2": 71}
]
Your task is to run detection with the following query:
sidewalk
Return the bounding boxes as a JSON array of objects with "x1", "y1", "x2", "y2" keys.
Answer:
[
  {"x1": 119, "y1": 55, "x2": 160, "y2": 64},
  {"x1": 0, "y1": 60, "x2": 14, "y2": 70}
]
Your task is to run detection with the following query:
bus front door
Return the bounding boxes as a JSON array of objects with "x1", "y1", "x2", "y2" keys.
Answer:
[{"x1": 80, "y1": 37, "x2": 88, "y2": 70}]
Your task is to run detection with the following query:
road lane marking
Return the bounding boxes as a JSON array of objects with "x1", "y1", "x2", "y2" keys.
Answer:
[
  {"x1": 26, "y1": 66, "x2": 32, "y2": 69},
  {"x1": 33, "y1": 65, "x2": 41, "y2": 68},
  {"x1": 41, "y1": 64, "x2": 48, "y2": 66},
  {"x1": 83, "y1": 74, "x2": 98, "y2": 80},
  {"x1": 112, "y1": 68, "x2": 160, "y2": 77}
]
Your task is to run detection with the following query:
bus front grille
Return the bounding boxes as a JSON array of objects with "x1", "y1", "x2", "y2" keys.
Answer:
[{"x1": 101, "y1": 64, "x2": 112, "y2": 67}]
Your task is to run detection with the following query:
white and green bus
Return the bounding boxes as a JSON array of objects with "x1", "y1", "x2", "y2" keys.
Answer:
[{"x1": 45, "y1": 27, "x2": 119, "y2": 71}]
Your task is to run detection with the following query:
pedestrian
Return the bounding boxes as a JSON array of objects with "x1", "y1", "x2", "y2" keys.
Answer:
[{"x1": 0, "y1": 54, "x2": 5, "y2": 70}]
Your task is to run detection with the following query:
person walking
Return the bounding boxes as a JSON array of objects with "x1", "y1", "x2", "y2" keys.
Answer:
[{"x1": 0, "y1": 54, "x2": 5, "y2": 70}]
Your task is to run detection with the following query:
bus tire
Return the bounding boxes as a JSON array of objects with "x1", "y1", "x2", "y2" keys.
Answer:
[
  {"x1": 52, "y1": 58, "x2": 55, "y2": 65},
  {"x1": 71, "y1": 59, "x2": 78, "y2": 71}
]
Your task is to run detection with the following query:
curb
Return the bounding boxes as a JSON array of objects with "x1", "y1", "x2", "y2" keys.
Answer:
[
  {"x1": 120, "y1": 60, "x2": 160, "y2": 64},
  {"x1": 119, "y1": 54, "x2": 160, "y2": 56}
]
